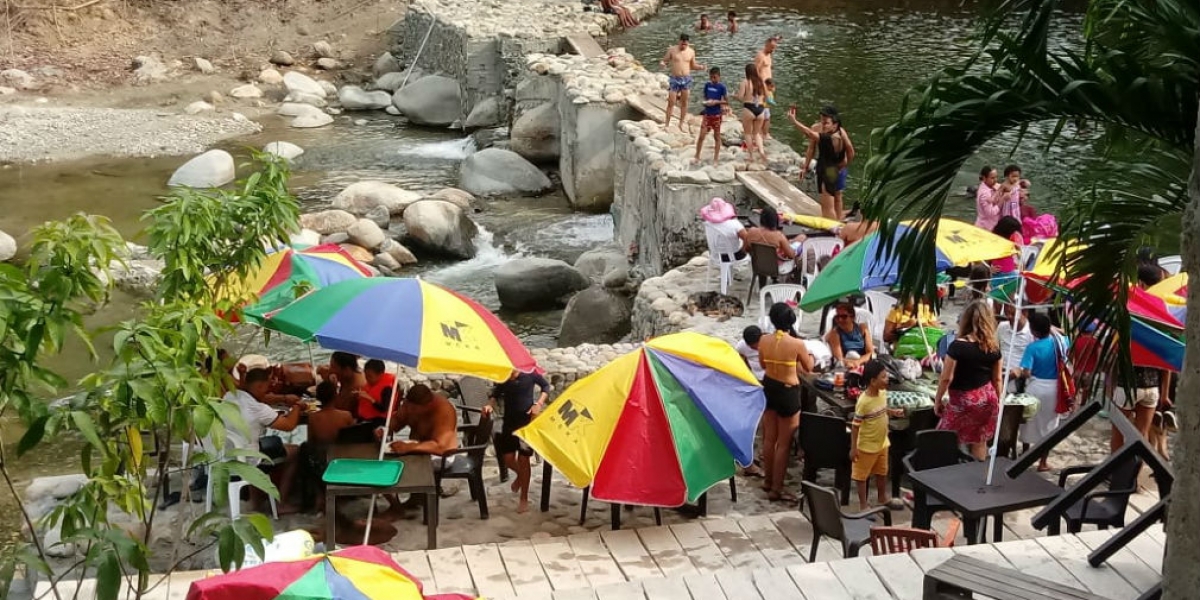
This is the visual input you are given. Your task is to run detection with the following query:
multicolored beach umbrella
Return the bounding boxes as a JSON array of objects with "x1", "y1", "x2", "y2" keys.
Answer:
[
  {"x1": 186, "y1": 545, "x2": 478, "y2": 600},
  {"x1": 1146, "y1": 272, "x2": 1187, "y2": 322},
  {"x1": 800, "y1": 219, "x2": 1017, "y2": 311},
  {"x1": 254, "y1": 277, "x2": 537, "y2": 382},
  {"x1": 517, "y1": 332, "x2": 765, "y2": 507},
  {"x1": 220, "y1": 244, "x2": 374, "y2": 320}
]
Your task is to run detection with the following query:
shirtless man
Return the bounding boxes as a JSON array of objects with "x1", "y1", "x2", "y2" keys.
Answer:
[
  {"x1": 754, "y1": 37, "x2": 781, "y2": 138},
  {"x1": 299, "y1": 381, "x2": 354, "y2": 512},
  {"x1": 727, "y1": 11, "x2": 738, "y2": 34},
  {"x1": 660, "y1": 33, "x2": 705, "y2": 132},
  {"x1": 325, "y1": 351, "x2": 367, "y2": 415},
  {"x1": 378, "y1": 384, "x2": 459, "y2": 457}
]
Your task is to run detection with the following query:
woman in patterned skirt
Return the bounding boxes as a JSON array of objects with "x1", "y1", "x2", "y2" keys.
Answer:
[{"x1": 934, "y1": 300, "x2": 1003, "y2": 460}]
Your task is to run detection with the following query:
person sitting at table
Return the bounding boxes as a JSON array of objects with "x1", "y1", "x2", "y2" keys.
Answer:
[
  {"x1": 882, "y1": 299, "x2": 939, "y2": 346},
  {"x1": 358, "y1": 359, "x2": 398, "y2": 425},
  {"x1": 297, "y1": 381, "x2": 355, "y2": 512},
  {"x1": 824, "y1": 302, "x2": 875, "y2": 368},
  {"x1": 225, "y1": 367, "x2": 304, "y2": 514},
  {"x1": 324, "y1": 351, "x2": 368, "y2": 414},
  {"x1": 372, "y1": 384, "x2": 460, "y2": 518},
  {"x1": 739, "y1": 206, "x2": 801, "y2": 279}
]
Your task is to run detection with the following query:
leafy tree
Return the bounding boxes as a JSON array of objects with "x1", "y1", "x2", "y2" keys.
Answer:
[
  {"x1": 1, "y1": 152, "x2": 302, "y2": 600},
  {"x1": 862, "y1": 0, "x2": 1197, "y2": 596}
]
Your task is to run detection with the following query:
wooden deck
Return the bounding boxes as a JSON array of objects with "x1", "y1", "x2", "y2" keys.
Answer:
[
  {"x1": 736, "y1": 170, "x2": 823, "y2": 218},
  {"x1": 565, "y1": 33, "x2": 606, "y2": 58}
]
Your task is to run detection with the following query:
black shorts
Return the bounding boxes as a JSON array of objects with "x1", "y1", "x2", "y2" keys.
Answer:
[
  {"x1": 763, "y1": 376, "x2": 801, "y2": 417},
  {"x1": 259, "y1": 436, "x2": 287, "y2": 462},
  {"x1": 495, "y1": 430, "x2": 533, "y2": 456}
]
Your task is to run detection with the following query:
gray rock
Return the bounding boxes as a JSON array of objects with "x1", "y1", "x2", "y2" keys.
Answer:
[
  {"x1": 290, "y1": 228, "x2": 321, "y2": 247},
  {"x1": 110, "y1": 259, "x2": 165, "y2": 295},
  {"x1": 0, "y1": 230, "x2": 16, "y2": 262},
  {"x1": 193, "y1": 57, "x2": 215, "y2": 74},
  {"x1": 390, "y1": 75, "x2": 461, "y2": 127},
  {"x1": 283, "y1": 71, "x2": 326, "y2": 98},
  {"x1": 132, "y1": 55, "x2": 168, "y2": 84},
  {"x1": 184, "y1": 101, "x2": 214, "y2": 115},
  {"x1": 459, "y1": 148, "x2": 553, "y2": 196},
  {"x1": 430, "y1": 187, "x2": 475, "y2": 210},
  {"x1": 332, "y1": 181, "x2": 421, "y2": 216},
  {"x1": 509, "y1": 102, "x2": 560, "y2": 163},
  {"x1": 300, "y1": 209, "x2": 358, "y2": 235},
  {"x1": 385, "y1": 105, "x2": 401, "y2": 116},
  {"x1": 373, "y1": 72, "x2": 408, "y2": 92},
  {"x1": 42, "y1": 523, "x2": 76, "y2": 558},
  {"x1": 338, "y1": 86, "x2": 392, "y2": 110},
  {"x1": 402, "y1": 200, "x2": 478, "y2": 259},
  {"x1": 319, "y1": 80, "x2": 338, "y2": 96},
  {"x1": 0, "y1": 86, "x2": 15, "y2": 95},
  {"x1": 26, "y1": 474, "x2": 89, "y2": 500},
  {"x1": 494, "y1": 258, "x2": 590, "y2": 311},
  {"x1": 322, "y1": 232, "x2": 350, "y2": 245},
  {"x1": 373, "y1": 53, "x2": 401, "y2": 78},
  {"x1": 285, "y1": 91, "x2": 327, "y2": 108},
  {"x1": 380, "y1": 238, "x2": 418, "y2": 265},
  {"x1": 372, "y1": 251, "x2": 401, "y2": 273},
  {"x1": 0, "y1": 68, "x2": 34, "y2": 90},
  {"x1": 316, "y1": 58, "x2": 340, "y2": 71},
  {"x1": 290, "y1": 107, "x2": 333, "y2": 128},
  {"x1": 204, "y1": 90, "x2": 224, "y2": 104},
  {"x1": 270, "y1": 50, "x2": 296, "y2": 66},
  {"x1": 258, "y1": 68, "x2": 284, "y2": 85},
  {"x1": 229, "y1": 83, "x2": 263, "y2": 98},
  {"x1": 277, "y1": 102, "x2": 313, "y2": 117},
  {"x1": 347, "y1": 218, "x2": 386, "y2": 250},
  {"x1": 574, "y1": 245, "x2": 628, "y2": 282},
  {"x1": 364, "y1": 205, "x2": 391, "y2": 228},
  {"x1": 463, "y1": 97, "x2": 502, "y2": 129},
  {"x1": 167, "y1": 149, "x2": 235, "y2": 188},
  {"x1": 263, "y1": 141, "x2": 304, "y2": 161},
  {"x1": 602, "y1": 265, "x2": 631, "y2": 289},
  {"x1": 312, "y1": 41, "x2": 335, "y2": 59}
]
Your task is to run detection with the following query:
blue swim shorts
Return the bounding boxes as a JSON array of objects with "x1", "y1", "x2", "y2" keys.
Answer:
[
  {"x1": 668, "y1": 75, "x2": 693, "y2": 92},
  {"x1": 837, "y1": 167, "x2": 848, "y2": 191}
]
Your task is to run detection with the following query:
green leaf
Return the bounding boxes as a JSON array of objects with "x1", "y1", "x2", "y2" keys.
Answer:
[
  {"x1": 245, "y1": 513, "x2": 275, "y2": 543},
  {"x1": 225, "y1": 461, "x2": 278, "y2": 499},
  {"x1": 95, "y1": 550, "x2": 121, "y2": 600},
  {"x1": 17, "y1": 415, "x2": 48, "y2": 456},
  {"x1": 71, "y1": 411, "x2": 104, "y2": 450}
]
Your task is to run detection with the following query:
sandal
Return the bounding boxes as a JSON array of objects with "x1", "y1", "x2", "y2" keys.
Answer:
[
  {"x1": 742, "y1": 465, "x2": 765, "y2": 478},
  {"x1": 767, "y1": 490, "x2": 799, "y2": 504}
]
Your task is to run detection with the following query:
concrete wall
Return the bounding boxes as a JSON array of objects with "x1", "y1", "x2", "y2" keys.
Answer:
[{"x1": 559, "y1": 98, "x2": 638, "y2": 213}]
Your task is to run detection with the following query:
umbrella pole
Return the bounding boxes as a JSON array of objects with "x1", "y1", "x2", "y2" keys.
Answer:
[
  {"x1": 363, "y1": 363, "x2": 405, "y2": 546},
  {"x1": 986, "y1": 274, "x2": 1026, "y2": 486}
]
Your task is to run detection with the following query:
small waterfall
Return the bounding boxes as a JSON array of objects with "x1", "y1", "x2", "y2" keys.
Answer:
[
  {"x1": 421, "y1": 225, "x2": 519, "y2": 289},
  {"x1": 395, "y1": 137, "x2": 477, "y2": 160}
]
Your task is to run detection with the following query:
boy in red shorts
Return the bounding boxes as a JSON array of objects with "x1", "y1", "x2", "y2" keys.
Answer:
[{"x1": 693, "y1": 67, "x2": 728, "y2": 165}]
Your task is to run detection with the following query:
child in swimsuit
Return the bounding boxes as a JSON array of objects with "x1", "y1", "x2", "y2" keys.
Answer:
[{"x1": 694, "y1": 67, "x2": 728, "y2": 165}]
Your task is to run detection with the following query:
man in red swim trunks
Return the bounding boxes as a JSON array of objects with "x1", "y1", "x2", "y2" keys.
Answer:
[{"x1": 693, "y1": 66, "x2": 729, "y2": 165}]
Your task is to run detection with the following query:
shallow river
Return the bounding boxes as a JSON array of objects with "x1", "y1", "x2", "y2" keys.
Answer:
[{"x1": 0, "y1": 0, "x2": 1136, "y2": 541}]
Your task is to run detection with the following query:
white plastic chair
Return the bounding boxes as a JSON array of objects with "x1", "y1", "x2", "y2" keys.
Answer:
[
  {"x1": 759, "y1": 283, "x2": 806, "y2": 320},
  {"x1": 704, "y1": 221, "x2": 748, "y2": 295},
  {"x1": 799, "y1": 237, "x2": 844, "y2": 288},
  {"x1": 182, "y1": 440, "x2": 278, "y2": 520},
  {"x1": 863, "y1": 291, "x2": 900, "y2": 354},
  {"x1": 1019, "y1": 244, "x2": 1040, "y2": 272},
  {"x1": 1159, "y1": 255, "x2": 1182, "y2": 275}
]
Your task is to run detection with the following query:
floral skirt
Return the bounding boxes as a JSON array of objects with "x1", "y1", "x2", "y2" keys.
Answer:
[{"x1": 938, "y1": 383, "x2": 999, "y2": 445}]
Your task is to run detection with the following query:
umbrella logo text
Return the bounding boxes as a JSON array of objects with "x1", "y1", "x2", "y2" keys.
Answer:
[
  {"x1": 945, "y1": 231, "x2": 968, "y2": 244},
  {"x1": 557, "y1": 399, "x2": 593, "y2": 427},
  {"x1": 440, "y1": 321, "x2": 481, "y2": 350}
]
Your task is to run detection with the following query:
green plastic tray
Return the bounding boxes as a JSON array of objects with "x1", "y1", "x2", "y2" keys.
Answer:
[{"x1": 323, "y1": 459, "x2": 404, "y2": 487}]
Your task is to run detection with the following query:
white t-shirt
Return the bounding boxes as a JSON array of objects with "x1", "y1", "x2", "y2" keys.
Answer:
[
  {"x1": 735, "y1": 340, "x2": 765, "y2": 380},
  {"x1": 998, "y1": 320, "x2": 1033, "y2": 372},
  {"x1": 224, "y1": 389, "x2": 279, "y2": 453}
]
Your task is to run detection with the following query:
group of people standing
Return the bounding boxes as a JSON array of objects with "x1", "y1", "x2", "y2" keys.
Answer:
[{"x1": 662, "y1": 31, "x2": 855, "y2": 220}]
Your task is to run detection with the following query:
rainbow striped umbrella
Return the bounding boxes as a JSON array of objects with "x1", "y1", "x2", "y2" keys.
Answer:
[
  {"x1": 186, "y1": 545, "x2": 477, "y2": 600},
  {"x1": 255, "y1": 277, "x2": 537, "y2": 382},
  {"x1": 220, "y1": 244, "x2": 374, "y2": 320}
]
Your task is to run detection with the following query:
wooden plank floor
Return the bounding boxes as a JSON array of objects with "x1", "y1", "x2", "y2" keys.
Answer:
[{"x1": 736, "y1": 170, "x2": 823, "y2": 217}]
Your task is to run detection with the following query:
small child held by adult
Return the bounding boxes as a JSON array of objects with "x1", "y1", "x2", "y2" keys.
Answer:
[{"x1": 850, "y1": 360, "x2": 905, "y2": 510}]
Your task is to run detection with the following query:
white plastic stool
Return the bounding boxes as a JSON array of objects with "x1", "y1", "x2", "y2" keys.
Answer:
[{"x1": 184, "y1": 441, "x2": 278, "y2": 519}]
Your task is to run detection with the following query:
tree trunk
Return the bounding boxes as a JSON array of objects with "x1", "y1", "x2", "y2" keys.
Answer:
[{"x1": 1162, "y1": 103, "x2": 1200, "y2": 600}]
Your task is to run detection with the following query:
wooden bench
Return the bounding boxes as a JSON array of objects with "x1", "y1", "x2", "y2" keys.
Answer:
[
  {"x1": 565, "y1": 33, "x2": 606, "y2": 58},
  {"x1": 924, "y1": 555, "x2": 1106, "y2": 600}
]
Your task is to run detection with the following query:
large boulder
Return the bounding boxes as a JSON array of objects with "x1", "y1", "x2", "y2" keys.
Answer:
[
  {"x1": 346, "y1": 218, "x2": 386, "y2": 250},
  {"x1": 299, "y1": 209, "x2": 357, "y2": 235},
  {"x1": 373, "y1": 52, "x2": 401, "y2": 78},
  {"x1": 494, "y1": 258, "x2": 589, "y2": 311},
  {"x1": 430, "y1": 187, "x2": 475, "y2": 210},
  {"x1": 263, "y1": 141, "x2": 304, "y2": 162},
  {"x1": 459, "y1": 148, "x2": 553, "y2": 197},
  {"x1": 0, "y1": 230, "x2": 16, "y2": 262},
  {"x1": 574, "y1": 245, "x2": 629, "y2": 282},
  {"x1": 558, "y1": 285, "x2": 634, "y2": 346},
  {"x1": 338, "y1": 86, "x2": 392, "y2": 111},
  {"x1": 283, "y1": 71, "x2": 327, "y2": 98},
  {"x1": 391, "y1": 75, "x2": 461, "y2": 127},
  {"x1": 509, "y1": 102, "x2": 560, "y2": 163},
  {"x1": 332, "y1": 181, "x2": 421, "y2": 216},
  {"x1": 290, "y1": 105, "x2": 333, "y2": 128},
  {"x1": 402, "y1": 200, "x2": 478, "y2": 259},
  {"x1": 463, "y1": 97, "x2": 502, "y2": 129},
  {"x1": 167, "y1": 149, "x2": 235, "y2": 188}
]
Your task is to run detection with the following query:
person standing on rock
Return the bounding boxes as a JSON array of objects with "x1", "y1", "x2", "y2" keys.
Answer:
[
  {"x1": 484, "y1": 370, "x2": 550, "y2": 514},
  {"x1": 693, "y1": 67, "x2": 729, "y2": 165},
  {"x1": 661, "y1": 33, "x2": 706, "y2": 132}
]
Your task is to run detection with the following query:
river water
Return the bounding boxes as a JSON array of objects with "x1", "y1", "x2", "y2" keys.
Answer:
[{"x1": 0, "y1": 0, "x2": 1118, "y2": 542}]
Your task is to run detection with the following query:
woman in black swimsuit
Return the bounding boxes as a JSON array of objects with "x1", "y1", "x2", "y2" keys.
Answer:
[
  {"x1": 788, "y1": 106, "x2": 855, "y2": 220},
  {"x1": 737, "y1": 63, "x2": 769, "y2": 165},
  {"x1": 757, "y1": 303, "x2": 814, "y2": 503}
]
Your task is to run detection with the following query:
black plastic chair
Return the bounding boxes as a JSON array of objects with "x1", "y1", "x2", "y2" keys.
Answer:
[
  {"x1": 452, "y1": 376, "x2": 508, "y2": 482},
  {"x1": 435, "y1": 411, "x2": 493, "y2": 519},
  {"x1": 995, "y1": 403, "x2": 1025, "y2": 460},
  {"x1": 888, "y1": 407, "x2": 939, "y2": 498},
  {"x1": 745, "y1": 243, "x2": 781, "y2": 305},
  {"x1": 1057, "y1": 455, "x2": 1142, "y2": 533},
  {"x1": 902, "y1": 430, "x2": 976, "y2": 520},
  {"x1": 798, "y1": 412, "x2": 852, "y2": 505},
  {"x1": 800, "y1": 480, "x2": 891, "y2": 561}
]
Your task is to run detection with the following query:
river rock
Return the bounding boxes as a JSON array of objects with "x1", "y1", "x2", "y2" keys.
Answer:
[
  {"x1": 430, "y1": 187, "x2": 475, "y2": 210},
  {"x1": 319, "y1": 80, "x2": 338, "y2": 96},
  {"x1": 386, "y1": 105, "x2": 401, "y2": 116},
  {"x1": 263, "y1": 141, "x2": 304, "y2": 161},
  {"x1": 459, "y1": 148, "x2": 552, "y2": 196},
  {"x1": 270, "y1": 50, "x2": 296, "y2": 66},
  {"x1": 132, "y1": 55, "x2": 169, "y2": 83},
  {"x1": 290, "y1": 228, "x2": 321, "y2": 247},
  {"x1": 402, "y1": 200, "x2": 478, "y2": 259},
  {"x1": 391, "y1": 75, "x2": 461, "y2": 127},
  {"x1": 373, "y1": 52, "x2": 401, "y2": 77},
  {"x1": 464, "y1": 97, "x2": 501, "y2": 129},
  {"x1": 0, "y1": 68, "x2": 34, "y2": 90},
  {"x1": 339, "y1": 243, "x2": 374, "y2": 263},
  {"x1": 283, "y1": 71, "x2": 326, "y2": 98},
  {"x1": 229, "y1": 83, "x2": 263, "y2": 98},
  {"x1": 0, "y1": 230, "x2": 16, "y2": 262},
  {"x1": 290, "y1": 105, "x2": 333, "y2": 128},
  {"x1": 285, "y1": 91, "x2": 327, "y2": 108},
  {"x1": 323, "y1": 232, "x2": 350, "y2": 245},
  {"x1": 373, "y1": 71, "x2": 407, "y2": 92},
  {"x1": 111, "y1": 259, "x2": 165, "y2": 295},
  {"x1": 167, "y1": 149, "x2": 235, "y2": 188},
  {"x1": 558, "y1": 285, "x2": 633, "y2": 346},
  {"x1": 509, "y1": 101, "x2": 560, "y2": 163},
  {"x1": 193, "y1": 57, "x2": 215, "y2": 74},
  {"x1": 372, "y1": 251, "x2": 401, "y2": 274},
  {"x1": 316, "y1": 58, "x2": 341, "y2": 70},
  {"x1": 300, "y1": 209, "x2": 358, "y2": 235},
  {"x1": 258, "y1": 68, "x2": 284, "y2": 85},
  {"x1": 312, "y1": 41, "x2": 335, "y2": 58},
  {"x1": 332, "y1": 181, "x2": 421, "y2": 216},
  {"x1": 277, "y1": 102, "x2": 312, "y2": 117},
  {"x1": 495, "y1": 258, "x2": 590, "y2": 311},
  {"x1": 574, "y1": 244, "x2": 628, "y2": 282},
  {"x1": 380, "y1": 238, "x2": 418, "y2": 266},
  {"x1": 347, "y1": 218, "x2": 386, "y2": 250},
  {"x1": 184, "y1": 101, "x2": 214, "y2": 115},
  {"x1": 364, "y1": 205, "x2": 391, "y2": 228},
  {"x1": 338, "y1": 86, "x2": 392, "y2": 110}
]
